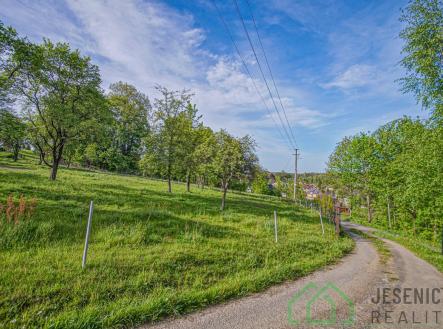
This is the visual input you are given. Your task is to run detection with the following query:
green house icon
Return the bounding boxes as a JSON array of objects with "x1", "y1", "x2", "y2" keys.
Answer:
[{"x1": 288, "y1": 282, "x2": 355, "y2": 326}]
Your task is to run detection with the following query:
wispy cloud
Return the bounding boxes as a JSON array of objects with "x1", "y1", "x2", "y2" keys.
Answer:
[
  {"x1": 0, "y1": 0, "x2": 422, "y2": 172},
  {"x1": 1, "y1": 0, "x2": 330, "y2": 170},
  {"x1": 322, "y1": 64, "x2": 379, "y2": 90}
]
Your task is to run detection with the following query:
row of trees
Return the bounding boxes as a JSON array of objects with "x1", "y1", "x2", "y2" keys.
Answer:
[
  {"x1": 0, "y1": 20, "x2": 260, "y2": 210},
  {"x1": 327, "y1": 0, "x2": 443, "y2": 241}
]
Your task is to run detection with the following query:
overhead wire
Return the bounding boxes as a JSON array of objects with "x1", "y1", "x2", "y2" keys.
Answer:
[
  {"x1": 210, "y1": 0, "x2": 292, "y2": 149},
  {"x1": 232, "y1": 0, "x2": 296, "y2": 150},
  {"x1": 244, "y1": 0, "x2": 298, "y2": 148}
]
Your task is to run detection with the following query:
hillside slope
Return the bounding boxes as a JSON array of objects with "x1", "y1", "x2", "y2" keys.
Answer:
[{"x1": 0, "y1": 152, "x2": 353, "y2": 328}]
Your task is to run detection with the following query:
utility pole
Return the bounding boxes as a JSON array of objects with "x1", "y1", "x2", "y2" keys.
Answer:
[{"x1": 293, "y1": 149, "x2": 299, "y2": 202}]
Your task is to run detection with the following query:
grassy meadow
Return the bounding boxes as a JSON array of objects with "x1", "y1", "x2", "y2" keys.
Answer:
[{"x1": 0, "y1": 151, "x2": 354, "y2": 328}]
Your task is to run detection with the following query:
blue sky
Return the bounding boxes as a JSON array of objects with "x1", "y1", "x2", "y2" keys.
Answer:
[{"x1": 1, "y1": 0, "x2": 426, "y2": 172}]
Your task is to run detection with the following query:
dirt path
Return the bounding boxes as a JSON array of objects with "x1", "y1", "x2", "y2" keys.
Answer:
[{"x1": 140, "y1": 222, "x2": 443, "y2": 329}]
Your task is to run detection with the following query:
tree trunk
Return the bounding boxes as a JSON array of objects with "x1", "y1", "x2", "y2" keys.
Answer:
[
  {"x1": 38, "y1": 152, "x2": 44, "y2": 165},
  {"x1": 167, "y1": 161, "x2": 172, "y2": 193},
  {"x1": 12, "y1": 145, "x2": 19, "y2": 161},
  {"x1": 49, "y1": 143, "x2": 64, "y2": 181},
  {"x1": 366, "y1": 194, "x2": 372, "y2": 223},
  {"x1": 167, "y1": 176, "x2": 172, "y2": 193},
  {"x1": 335, "y1": 213, "x2": 341, "y2": 236},
  {"x1": 50, "y1": 160, "x2": 59, "y2": 181},
  {"x1": 186, "y1": 170, "x2": 191, "y2": 192},
  {"x1": 220, "y1": 182, "x2": 228, "y2": 211},
  {"x1": 409, "y1": 209, "x2": 417, "y2": 236}
]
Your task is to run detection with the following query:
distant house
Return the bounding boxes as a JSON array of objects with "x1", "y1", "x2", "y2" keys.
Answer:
[{"x1": 302, "y1": 184, "x2": 320, "y2": 200}]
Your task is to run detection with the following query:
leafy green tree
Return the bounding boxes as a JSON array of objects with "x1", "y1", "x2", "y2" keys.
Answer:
[
  {"x1": 140, "y1": 86, "x2": 193, "y2": 192},
  {"x1": 0, "y1": 109, "x2": 26, "y2": 160},
  {"x1": 175, "y1": 103, "x2": 203, "y2": 192},
  {"x1": 210, "y1": 130, "x2": 257, "y2": 210},
  {"x1": 400, "y1": 0, "x2": 443, "y2": 116},
  {"x1": 107, "y1": 82, "x2": 151, "y2": 171},
  {"x1": 252, "y1": 170, "x2": 269, "y2": 195},
  {"x1": 390, "y1": 119, "x2": 442, "y2": 237},
  {"x1": 238, "y1": 135, "x2": 259, "y2": 189},
  {"x1": 0, "y1": 21, "x2": 31, "y2": 107},
  {"x1": 12, "y1": 39, "x2": 107, "y2": 180},
  {"x1": 327, "y1": 133, "x2": 379, "y2": 222},
  {"x1": 211, "y1": 130, "x2": 243, "y2": 210},
  {"x1": 193, "y1": 126, "x2": 216, "y2": 189}
]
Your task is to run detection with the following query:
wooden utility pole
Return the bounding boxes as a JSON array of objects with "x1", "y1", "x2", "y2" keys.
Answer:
[
  {"x1": 334, "y1": 199, "x2": 341, "y2": 236},
  {"x1": 293, "y1": 149, "x2": 299, "y2": 202}
]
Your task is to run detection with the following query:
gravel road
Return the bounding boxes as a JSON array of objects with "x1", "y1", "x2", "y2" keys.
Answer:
[{"x1": 141, "y1": 222, "x2": 443, "y2": 329}]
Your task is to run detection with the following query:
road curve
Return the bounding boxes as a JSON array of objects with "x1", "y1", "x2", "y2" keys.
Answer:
[{"x1": 140, "y1": 222, "x2": 443, "y2": 329}]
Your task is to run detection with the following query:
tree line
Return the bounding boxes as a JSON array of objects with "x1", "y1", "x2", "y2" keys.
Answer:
[
  {"x1": 327, "y1": 0, "x2": 443, "y2": 241},
  {"x1": 0, "y1": 21, "x2": 263, "y2": 210}
]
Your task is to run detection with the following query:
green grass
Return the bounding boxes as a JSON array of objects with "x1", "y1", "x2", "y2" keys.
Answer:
[
  {"x1": 347, "y1": 228, "x2": 391, "y2": 264},
  {"x1": 343, "y1": 213, "x2": 443, "y2": 274},
  {"x1": 0, "y1": 151, "x2": 354, "y2": 329},
  {"x1": 372, "y1": 230, "x2": 443, "y2": 272}
]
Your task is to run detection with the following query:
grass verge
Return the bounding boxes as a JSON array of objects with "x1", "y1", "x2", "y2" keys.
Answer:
[
  {"x1": 0, "y1": 151, "x2": 354, "y2": 329},
  {"x1": 347, "y1": 228, "x2": 390, "y2": 264},
  {"x1": 372, "y1": 230, "x2": 443, "y2": 272},
  {"x1": 343, "y1": 212, "x2": 443, "y2": 273}
]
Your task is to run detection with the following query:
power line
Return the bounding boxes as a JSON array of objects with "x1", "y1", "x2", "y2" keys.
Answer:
[
  {"x1": 244, "y1": 0, "x2": 298, "y2": 148},
  {"x1": 232, "y1": 0, "x2": 296, "y2": 150},
  {"x1": 210, "y1": 0, "x2": 292, "y2": 149}
]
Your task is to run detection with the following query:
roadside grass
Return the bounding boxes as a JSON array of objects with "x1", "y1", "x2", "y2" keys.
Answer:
[
  {"x1": 343, "y1": 213, "x2": 443, "y2": 273},
  {"x1": 347, "y1": 228, "x2": 391, "y2": 264},
  {"x1": 372, "y1": 231, "x2": 443, "y2": 272},
  {"x1": 0, "y1": 151, "x2": 354, "y2": 328}
]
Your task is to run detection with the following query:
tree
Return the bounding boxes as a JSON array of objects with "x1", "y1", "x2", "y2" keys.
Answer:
[
  {"x1": 175, "y1": 103, "x2": 203, "y2": 192},
  {"x1": 0, "y1": 109, "x2": 26, "y2": 161},
  {"x1": 211, "y1": 130, "x2": 242, "y2": 210},
  {"x1": 327, "y1": 133, "x2": 379, "y2": 222},
  {"x1": 13, "y1": 39, "x2": 107, "y2": 180},
  {"x1": 0, "y1": 21, "x2": 30, "y2": 107},
  {"x1": 107, "y1": 82, "x2": 151, "y2": 172},
  {"x1": 252, "y1": 170, "x2": 270, "y2": 195},
  {"x1": 211, "y1": 130, "x2": 258, "y2": 210},
  {"x1": 141, "y1": 86, "x2": 193, "y2": 192},
  {"x1": 193, "y1": 126, "x2": 216, "y2": 189},
  {"x1": 400, "y1": 0, "x2": 443, "y2": 116}
]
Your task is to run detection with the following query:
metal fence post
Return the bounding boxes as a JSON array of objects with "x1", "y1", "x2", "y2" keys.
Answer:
[
  {"x1": 274, "y1": 210, "x2": 278, "y2": 243},
  {"x1": 82, "y1": 200, "x2": 94, "y2": 269}
]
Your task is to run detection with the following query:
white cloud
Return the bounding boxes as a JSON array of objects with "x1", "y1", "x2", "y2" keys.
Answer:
[
  {"x1": 0, "y1": 0, "x2": 338, "y2": 171},
  {"x1": 322, "y1": 64, "x2": 379, "y2": 89},
  {"x1": 65, "y1": 0, "x2": 207, "y2": 89}
]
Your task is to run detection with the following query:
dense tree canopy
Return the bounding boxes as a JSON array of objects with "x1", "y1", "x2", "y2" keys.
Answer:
[
  {"x1": 400, "y1": 0, "x2": 443, "y2": 114},
  {"x1": 328, "y1": 0, "x2": 443, "y2": 240},
  {"x1": 8, "y1": 38, "x2": 108, "y2": 180},
  {"x1": 107, "y1": 81, "x2": 151, "y2": 171},
  {"x1": 0, "y1": 20, "x2": 262, "y2": 209}
]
